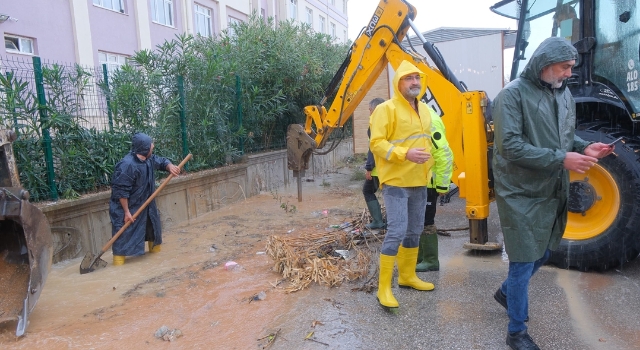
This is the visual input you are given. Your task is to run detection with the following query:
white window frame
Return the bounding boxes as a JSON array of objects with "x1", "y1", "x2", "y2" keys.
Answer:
[
  {"x1": 305, "y1": 7, "x2": 313, "y2": 25},
  {"x1": 151, "y1": 0, "x2": 174, "y2": 27},
  {"x1": 330, "y1": 22, "x2": 336, "y2": 38},
  {"x1": 227, "y1": 16, "x2": 241, "y2": 37},
  {"x1": 194, "y1": 4, "x2": 212, "y2": 37},
  {"x1": 289, "y1": 0, "x2": 297, "y2": 20},
  {"x1": 4, "y1": 35, "x2": 34, "y2": 55},
  {"x1": 93, "y1": 0, "x2": 125, "y2": 13},
  {"x1": 99, "y1": 51, "x2": 128, "y2": 74},
  {"x1": 319, "y1": 15, "x2": 325, "y2": 33}
]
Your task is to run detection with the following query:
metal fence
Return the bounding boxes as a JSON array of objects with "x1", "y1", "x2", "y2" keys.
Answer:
[{"x1": 0, "y1": 55, "x2": 352, "y2": 202}]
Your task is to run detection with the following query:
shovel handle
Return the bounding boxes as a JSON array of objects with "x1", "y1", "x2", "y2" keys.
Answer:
[{"x1": 99, "y1": 154, "x2": 192, "y2": 254}]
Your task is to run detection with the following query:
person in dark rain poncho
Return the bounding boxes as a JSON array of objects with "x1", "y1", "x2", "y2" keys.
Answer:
[
  {"x1": 491, "y1": 37, "x2": 614, "y2": 350},
  {"x1": 109, "y1": 133, "x2": 180, "y2": 265}
]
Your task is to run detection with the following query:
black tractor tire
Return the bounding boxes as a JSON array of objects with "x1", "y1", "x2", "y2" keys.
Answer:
[{"x1": 548, "y1": 129, "x2": 640, "y2": 271}]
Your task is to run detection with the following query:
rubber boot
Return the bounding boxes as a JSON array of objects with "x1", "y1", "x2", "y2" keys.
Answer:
[
  {"x1": 416, "y1": 227, "x2": 439, "y2": 272},
  {"x1": 113, "y1": 255, "x2": 125, "y2": 266},
  {"x1": 376, "y1": 254, "x2": 399, "y2": 308},
  {"x1": 365, "y1": 200, "x2": 386, "y2": 230},
  {"x1": 397, "y1": 246, "x2": 434, "y2": 291},
  {"x1": 148, "y1": 241, "x2": 162, "y2": 253}
]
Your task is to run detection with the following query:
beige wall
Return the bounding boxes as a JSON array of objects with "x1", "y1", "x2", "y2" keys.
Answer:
[{"x1": 353, "y1": 65, "x2": 391, "y2": 154}]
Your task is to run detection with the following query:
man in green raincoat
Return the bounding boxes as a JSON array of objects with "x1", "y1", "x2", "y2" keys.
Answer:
[{"x1": 492, "y1": 37, "x2": 614, "y2": 349}]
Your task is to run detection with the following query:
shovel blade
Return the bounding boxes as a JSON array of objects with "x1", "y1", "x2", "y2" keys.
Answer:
[{"x1": 79, "y1": 253, "x2": 108, "y2": 274}]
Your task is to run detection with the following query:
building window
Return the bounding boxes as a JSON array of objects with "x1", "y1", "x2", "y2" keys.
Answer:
[
  {"x1": 305, "y1": 7, "x2": 313, "y2": 25},
  {"x1": 99, "y1": 51, "x2": 128, "y2": 73},
  {"x1": 319, "y1": 15, "x2": 325, "y2": 33},
  {"x1": 227, "y1": 16, "x2": 241, "y2": 37},
  {"x1": 289, "y1": 0, "x2": 297, "y2": 20},
  {"x1": 343, "y1": 0, "x2": 347, "y2": 14},
  {"x1": 331, "y1": 0, "x2": 335, "y2": 5},
  {"x1": 330, "y1": 22, "x2": 336, "y2": 38},
  {"x1": 151, "y1": 0, "x2": 174, "y2": 26},
  {"x1": 93, "y1": 0, "x2": 125, "y2": 13},
  {"x1": 343, "y1": 29, "x2": 347, "y2": 42},
  {"x1": 4, "y1": 35, "x2": 34, "y2": 55},
  {"x1": 194, "y1": 4, "x2": 212, "y2": 37}
]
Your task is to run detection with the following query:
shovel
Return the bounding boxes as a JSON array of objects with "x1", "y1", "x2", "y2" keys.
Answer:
[{"x1": 80, "y1": 153, "x2": 192, "y2": 274}]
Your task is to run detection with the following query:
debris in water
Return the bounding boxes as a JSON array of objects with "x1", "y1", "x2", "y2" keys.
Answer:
[
  {"x1": 224, "y1": 261, "x2": 238, "y2": 270},
  {"x1": 154, "y1": 325, "x2": 183, "y2": 342},
  {"x1": 251, "y1": 291, "x2": 267, "y2": 302},
  {"x1": 257, "y1": 328, "x2": 281, "y2": 348}
]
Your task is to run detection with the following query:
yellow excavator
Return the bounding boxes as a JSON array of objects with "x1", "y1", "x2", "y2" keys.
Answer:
[
  {"x1": 287, "y1": 0, "x2": 497, "y2": 250},
  {"x1": 288, "y1": 0, "x2": 640, "y2": 272}
]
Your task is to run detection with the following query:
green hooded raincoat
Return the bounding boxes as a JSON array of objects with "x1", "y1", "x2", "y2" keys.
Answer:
[{"x1": 492, "y1": 37, "x2": 590, "y2": 262}]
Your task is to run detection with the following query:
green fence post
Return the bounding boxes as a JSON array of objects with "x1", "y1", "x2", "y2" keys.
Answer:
[
  {"x1": 5, "y1": 72, "x2": 19, "y2": 137},
  {"x1": 177, "y1": 75, "x2": 189, "y2": 171},
  {"x1": 235, "y1": 74, "x2": 243, "y2": 153},
  {"x1": 32, "y1": 56, "x2": 58, "y2": 201},
  {"x1": 102, "y1": 64, "x2": 114, "y2": 132}
]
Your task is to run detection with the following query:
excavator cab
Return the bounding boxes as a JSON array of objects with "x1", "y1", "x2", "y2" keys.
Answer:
[
  {"x1": 492, "y1": 0, "x2": 640, "y2": 271},
  {"x1": 0, "y1": 129, "x2": 52, "y2": 336}
]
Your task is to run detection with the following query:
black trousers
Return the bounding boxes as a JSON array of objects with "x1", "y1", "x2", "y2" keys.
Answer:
[
  {"x1": 424, "y1": 187, "x2": 438, "y2": 226},
  {"x1": 362, "y1": 176, "x2": 380, "y2": 202}
]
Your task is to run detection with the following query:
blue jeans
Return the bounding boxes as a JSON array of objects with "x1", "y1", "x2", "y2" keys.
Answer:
[
  {"x1": 500, "y1": 249, "x2": 551, "y2": 333},
  {"x1": 380, "y1": 185, "x2": 427, "y2": 255}
]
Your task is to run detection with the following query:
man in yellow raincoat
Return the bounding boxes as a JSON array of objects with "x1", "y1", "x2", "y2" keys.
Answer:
[{"x1": 370, "y1": 60, "x2": 436, "y2": 309}]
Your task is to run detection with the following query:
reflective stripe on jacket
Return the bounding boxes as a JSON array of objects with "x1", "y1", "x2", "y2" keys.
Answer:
[{"x1": 370, "y1": 60, "x2": 432, "y2": 188}]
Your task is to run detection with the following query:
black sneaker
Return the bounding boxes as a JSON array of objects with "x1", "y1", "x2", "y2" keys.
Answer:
[
  {"x1": 506, "y1": 330, "x2": 540, "y2": 350},
  {"x1": 494, "y1": 288, "x2": 529, "y2": 322}
]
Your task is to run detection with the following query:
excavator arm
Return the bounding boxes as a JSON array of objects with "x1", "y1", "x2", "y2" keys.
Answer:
[{"x1": 286, "y1": 0, "x2": 497, "y2": 249}]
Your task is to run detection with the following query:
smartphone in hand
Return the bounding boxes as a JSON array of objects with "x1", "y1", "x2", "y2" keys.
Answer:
[{"x1": 608, "y1": 136, "x2": 624, "y2": 147}]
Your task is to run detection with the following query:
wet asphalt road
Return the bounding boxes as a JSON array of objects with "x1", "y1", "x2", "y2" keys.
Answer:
[{"x1": 266, "y1": 181, "x2": 640, "y2": 350}]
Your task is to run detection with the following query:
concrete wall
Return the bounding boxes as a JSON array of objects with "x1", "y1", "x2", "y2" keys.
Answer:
[{"x1": 38, "y1": 139, "x2": 353, "y2": 263}]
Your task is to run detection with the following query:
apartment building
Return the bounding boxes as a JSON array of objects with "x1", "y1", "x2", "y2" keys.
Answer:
[
  {"x1": 280, "y1": 0, "x2": 348, "y2": 43},
  {"x1": 1, "y1": 0, "x2": 348, "y2": 68}
]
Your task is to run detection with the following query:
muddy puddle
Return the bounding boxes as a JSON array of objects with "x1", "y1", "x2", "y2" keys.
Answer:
[{"x1": 0, "y1": 171, "x2": 364, "y2": 349}]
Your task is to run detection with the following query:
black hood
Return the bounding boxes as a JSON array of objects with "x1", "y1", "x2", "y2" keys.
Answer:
[{"x1": 132, "y1": 133, "x2": 152, "y2": 156}]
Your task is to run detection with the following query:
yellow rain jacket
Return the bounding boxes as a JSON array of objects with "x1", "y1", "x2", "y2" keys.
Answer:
[{"x1": 369, "y1": 60, "x2": 433, "y2": 187}]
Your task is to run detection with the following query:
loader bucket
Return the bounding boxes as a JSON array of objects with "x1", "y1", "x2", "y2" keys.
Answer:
[{"x1": 0, "y1": 187, "x2": 53, "y2": 337}]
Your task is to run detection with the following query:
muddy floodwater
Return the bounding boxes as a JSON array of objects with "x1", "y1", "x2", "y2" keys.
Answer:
[
  {"x1": 0, "y1": 170, "x2": 364, "y2": 349},
  {"x1": 1, "y1": 167, "x2": 639, "y2": 349}
]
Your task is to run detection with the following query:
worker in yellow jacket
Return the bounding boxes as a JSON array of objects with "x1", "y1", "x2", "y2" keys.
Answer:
[
  {"x1": 369, "y1": 60, "x2": 435, "y2": 310},
  {"x1": 416, "y1": 112, "x2": 453, "y2": 272}
]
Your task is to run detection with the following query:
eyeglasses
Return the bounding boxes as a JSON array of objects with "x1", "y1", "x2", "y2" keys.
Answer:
[{"x1": 401, "y1": 75, "x2": 421, "y2": 82}]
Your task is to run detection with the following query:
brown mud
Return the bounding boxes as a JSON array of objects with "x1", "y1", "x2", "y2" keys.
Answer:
[{"x1": 0, "y1": 170, "x2": 365, "y2": 349}]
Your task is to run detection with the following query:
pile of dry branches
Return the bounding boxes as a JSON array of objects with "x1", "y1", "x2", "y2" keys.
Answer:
[{"x1": 265, "y1": 210, "x2": 386, "y2": 293}]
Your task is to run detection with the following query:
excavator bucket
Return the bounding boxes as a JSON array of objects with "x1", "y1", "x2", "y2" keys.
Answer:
[{"x1": 0, "y1": 130, "x2": 53, "y2": 337}]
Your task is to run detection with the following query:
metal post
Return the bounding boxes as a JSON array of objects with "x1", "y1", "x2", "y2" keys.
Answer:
[
  {"x1": 102, "y1": 64, "x2": 114, "y2": 132},
  {"x1": 177, "y1": 75, "x2": 189, "y2": 171},
  {"x1": 5, "y1": 72, "x2": 19, "y2": 137},
  {"x1": 32, "y1": 56, "x2": 58, "y2": 201},
  {"x1": 236, "y1": 74, "x2": 243, "y2": 153}
]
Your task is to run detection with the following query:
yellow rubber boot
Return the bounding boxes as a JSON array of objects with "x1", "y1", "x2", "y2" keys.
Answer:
[
  {"x1": 377, "y1": 254, "x2": 399, "y2": 308},
  {"x1": 148, "y1": 241, "x2": 162, "y2": 253},
  {"x1": 397, "y1": 246, "x2": 434, "y2": 291},
  {"x1": 113, "y1": 255, "x2": 126, "y2": 266}
]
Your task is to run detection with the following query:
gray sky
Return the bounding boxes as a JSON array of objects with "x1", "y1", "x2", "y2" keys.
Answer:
[{"x1": 347, "y1": 0, "x2": 517, "y2": 40}]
